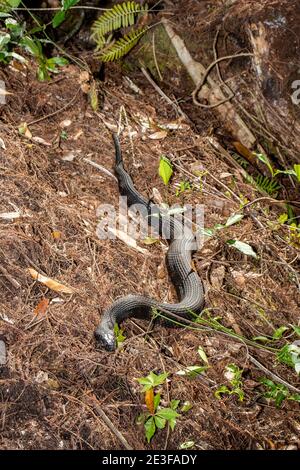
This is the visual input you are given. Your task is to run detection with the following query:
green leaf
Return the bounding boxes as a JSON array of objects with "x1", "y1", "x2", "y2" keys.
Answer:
[
  {"x1": 199, "y1": 227, "x2": 215, "y2": 237},
  {"x1": 153, "y1": 392, "x2": 161, "y2": 412},
  {"x1": 0, "y1": 33, "x2": 11, "y2": 50},
  {"x1": 181, "y1": 401, "x2": 193, "y2": 413},
  {"x1": 277, "y1": 343, "x2": 300, "y2": 374},
  {"x1": 99, "y1": 27, "x2": 147, "y2": 62},
  {"x1": 259, "y1": 377, "x2": 276, "y2": 389},
  {"x1": 215, "y1": 385, "x2": 231, "y2": 399},
  {"x1": 156, "y1": 408, "x2": 180, "y2": 421},
  {"x1": 114, "y1": 323, "x2": 126, "y2": 347},
  {"x1": 154, "y1": 415, "x2": 166, "y2": 429},
  {"x1": 225, "y1": 213, "x2": 244, "y2": 227},
  {"x1": 291, "y1": 325, "x2": 300, "y2": 337},
  {"x1": 227, "y1": 239, "x2": 258, "y2": 259},
  {"x1": 62, "y1": 0, "x2": 80, "y2": 10},
  {"x1": 214, "y1": 223, "x2": 225, "y2": 230},
  {"x1": 272, "y1": 326, "x2": 289, "y2": 340},
  {"x1": 136, "y1": 371, "x2": 168, "y2": 391},
  {"x1": 91, "y1": 1, "x2": 148, "y2": 39},
  {"x1": 21, "y1": 36, "x2": 42, "y2": 58},
  {"x1": 253, "y1": 336, "x2": 271, "y2": 343},
  {"x1": 254, "y1": 152, "x2": 274, "y2": 176},
  {"x1": 7, "y1": 0, "x2": 22, "y2": 6},
  {"x1": 37, "y1": 65, "x2": 50, "y2": 82},
  {"x1": 144, "y1": 416, "x2": 156, "y2": 443},
  {"x1": 197, "y1": 346, "x2": 208, "y2": 364},
  {"x1": 52, "y1": 10, "x2": 66, "y2": 28},
  {"x1": 180, "y1": 441, "x2": 195, "y2": 449},
  {"x1": 277, "y1": 213, "x2": 288, "y2": 224},
  {"x1": 288, "y1": 393, "x2": 300, "y2": 403},
  {"x1": 159, "y1": 156, "x2": 173, "y2": 185},
  {"x1": 47, "y1": 56, "x2": 68, "y2": 67},
  {"x1": 294, "y1": 164, "x2": 300, "y2": 183},
  {"x1": 169, "y1": 418, "x2": 177, "y2": 430},
  {"x1": 170, "y1": 399, "x2": 180, "y2": 410},
  {"x1": 176, "y1": 365, "x2": 207, "y2": 378}
]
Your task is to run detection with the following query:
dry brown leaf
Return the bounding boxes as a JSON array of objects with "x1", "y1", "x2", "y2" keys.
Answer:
[
  {"x1": 32, "y1": 136, "x2": 52, "y2": 146},
  {"x1": 34, "y1": 298, "x2": 50, "y2": 318},
  {"x1": 148, "y1": 130, "x2": 168, "y2": 140},
  {"x1": 0, "y1": 137, "x2": 6, "y2": 149},
  {"x1": 79, "y1": 70, "x2": 90, "y2": 83},
  {"x1": 59, "y1": 119, "x2": 72, "y2": 128},
  {"x1": 145, "y1": 388, "x2": 155, "y2": 415},
  {"x1": 27, "y1": 268, "x2": 76, "y2": 294},
  {"x1": 19, "y1": 122, "x2": 32, "y2": 139},
  {"x1": 233, "y1": 141, "x2": 256, "y2": 166}
]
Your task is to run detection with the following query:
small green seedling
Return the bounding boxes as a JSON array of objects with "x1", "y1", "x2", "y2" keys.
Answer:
[
  {"x1": 114, "y1": 323, "x2": 126, "y2": 348},
  {"x1": 259, "y1": 378, "x2": 300, "y2": 408},
  {"x1": 176, "y1": 345, "x2": 209, "y2": 377},
  {"x1": 159, "y1": 156, "x2": 173, "y2": 185},
  {"x1": 175, "y1": 181, "x2": 192, "y2": 196},
  {"x1": 277, "y1": 343, "x2": 300, "y2": 375},
  {"x1": 60, "y1": 130, "x2": 68, "y2": 141},
  {"x1": 136, "y1": 371, "x2": 180, "y2": 443},
  {"x1": 215, "y1": 363, "x2": 244, "y2": 401}
]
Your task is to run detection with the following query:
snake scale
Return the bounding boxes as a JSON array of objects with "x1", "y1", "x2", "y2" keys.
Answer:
[{"x1": 94, "y1": 134, "x2": 204, "y2": 350}]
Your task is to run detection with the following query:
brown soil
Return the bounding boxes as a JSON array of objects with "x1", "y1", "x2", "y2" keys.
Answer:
[{"x1": 0, "y1": 0, "x2": 299, "y2": 451}]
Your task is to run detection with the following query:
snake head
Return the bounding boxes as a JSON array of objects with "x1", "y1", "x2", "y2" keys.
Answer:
[{"x1": 94, "y1": 325, "x2": 116, "y2": 351}]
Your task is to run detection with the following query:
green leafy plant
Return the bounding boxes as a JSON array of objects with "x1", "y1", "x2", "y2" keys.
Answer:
[
  {"x1": 176, "y1": 345, "x2": 209, "y2": 377},
  {"x1": 233, "y1": 153, "x2": 249, "y2": 169},
  {"x1": 99, "y1": 28, "x2": 147, "y2": 62},
  {"x1": 21, "y1": 36, "x2": 67, "y2": 80},
  {"x1": 259, "y1": 378, "x2": 300, "y2": 407},
  {"x1": 91, "y1": 1, "x2": 148, "y2": 62},
  {"x1": 254, "y1": 174, "x2": 281, "y2": 195},
  {"x1": 136, "y1": 371, "x2": 181, "y2": 443},
  {"x1": 277, "y1": 343, "x2": 300, "y2": 375},
  {"x1": 60, "y1": 130, "x2": 68, "y2": 141},
  {"x1": 0, "y1": 14, "x2": 26, "y2": 63},
  {"x1": 215, "y1": 363, "x2": 244, "y2": 401},
  {"x1": 114, "y1": 323, "x2": 126, "y2": 348},
  {"x1": 256, "y1": 152, "x2": 300, "y2": 184},
  {"x1": 175, "y1": 181, "x2": 192, "y2": 196},
  {"x1": 159, "y1": 156, "x2": 173, "y2": 185},
  {"x1": 226, "y1": 239, "x2": 258, "y2": 259},
  {"x1": 52, "y1": 0, "x2": 80, "y2": 29},
  {"x1": 253, "y1": 325, "x2": 290, "y2": 343},
  {"x1": 0, "y1": 6, "x2": 67, "y2": 79},
  {"x1": 199, "y1": 212, "x2": 258, "y2": 259}
]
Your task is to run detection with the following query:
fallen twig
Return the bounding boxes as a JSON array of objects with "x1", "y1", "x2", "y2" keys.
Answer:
[
  {"x1": 82, "y1": 157, "x2": 117, "y2": 181},
  {"x1": 249, "y1": 355, "x2": 300, "y2": 394}
]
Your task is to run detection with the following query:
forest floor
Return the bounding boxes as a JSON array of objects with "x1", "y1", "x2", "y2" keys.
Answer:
[{"x1": 0, "y1": 0, "x2": 300, "y2": 451}]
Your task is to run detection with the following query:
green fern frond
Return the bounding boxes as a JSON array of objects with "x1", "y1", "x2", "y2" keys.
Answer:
[
  {"x1": 99, "y1": 27, "x2": 147, "y2": 62},
  {"x1": 233, "y1": 153, "x2": 249, "y2": 169},
  {"x1": 91, "y1": 1, "x2": 148, "y2": 43},
  {"x1": 246, "y1": 174, "x2": 281, "y2": 195}
]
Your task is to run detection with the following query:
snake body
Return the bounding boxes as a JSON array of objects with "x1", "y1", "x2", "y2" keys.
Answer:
[{"x1": 94, "y1": 134, "x2": 204, "y2": 350}]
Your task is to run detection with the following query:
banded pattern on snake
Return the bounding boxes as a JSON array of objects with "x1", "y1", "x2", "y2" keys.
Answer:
[{"x1": 94, "y1": 134, "x2": 204, "y2": 350}]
